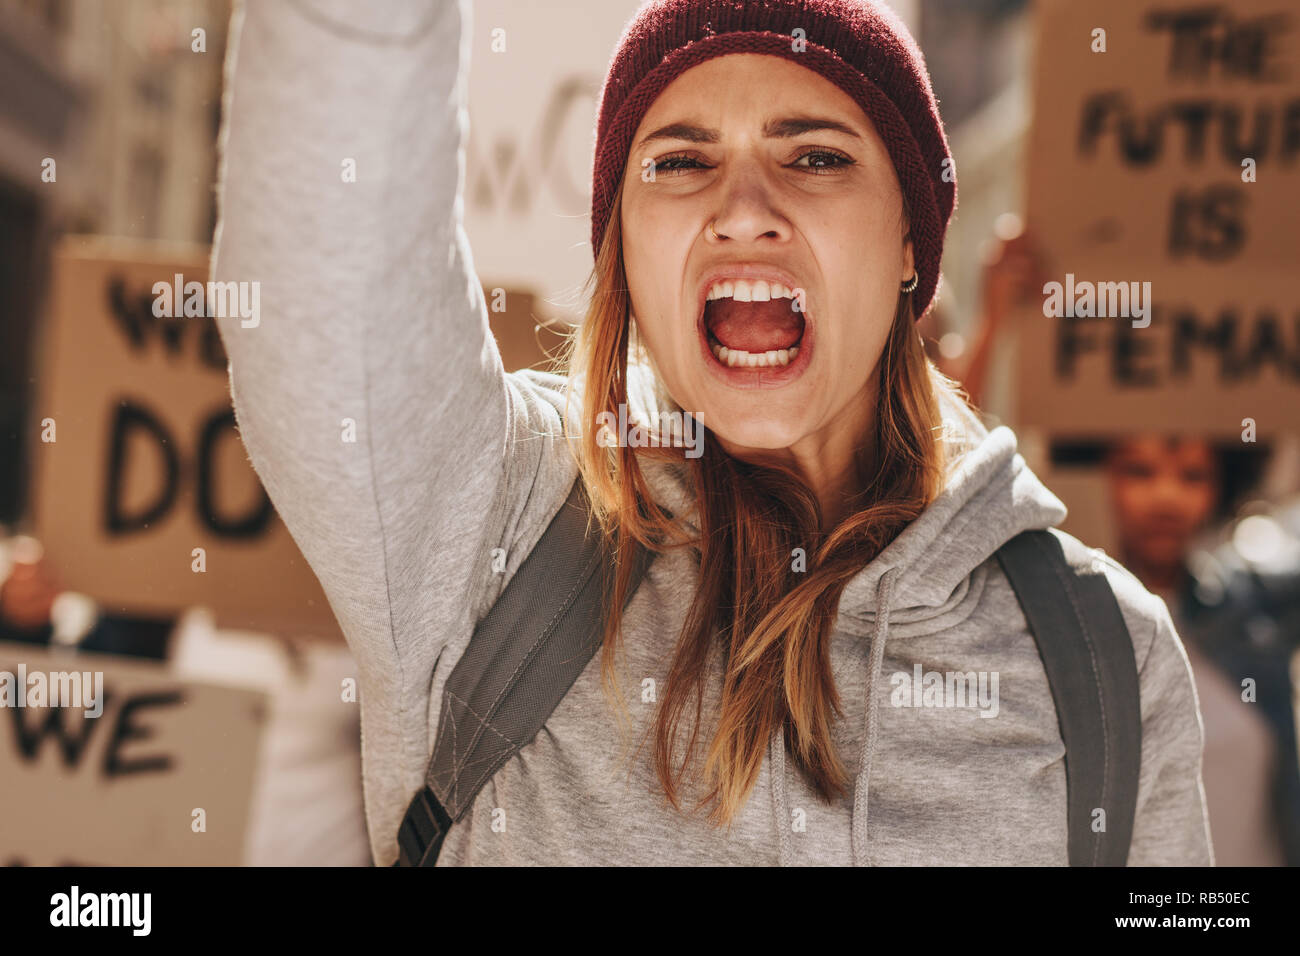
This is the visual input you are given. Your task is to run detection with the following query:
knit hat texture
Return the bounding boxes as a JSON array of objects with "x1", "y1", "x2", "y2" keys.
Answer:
[{"x1": 590, "y1": 0, "x2": 957, "y2": 317}]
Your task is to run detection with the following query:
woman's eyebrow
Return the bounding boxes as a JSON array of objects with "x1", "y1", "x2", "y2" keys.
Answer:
[{"x1": 634, "y1": 115, "x2": 863, "y2": 152}]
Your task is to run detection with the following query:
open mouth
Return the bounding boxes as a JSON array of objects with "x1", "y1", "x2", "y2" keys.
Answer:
[{"x1": 698, "y1": 277, "x2": 809, "y2": 372}]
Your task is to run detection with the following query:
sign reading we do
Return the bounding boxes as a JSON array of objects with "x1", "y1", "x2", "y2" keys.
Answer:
[{"x1": 32, "y1": 237, "x2": 341, "y2": 640}]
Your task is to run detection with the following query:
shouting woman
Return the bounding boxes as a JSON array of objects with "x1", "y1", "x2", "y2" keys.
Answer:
[{"x1": 211, "y1": 0, "x2": 1213, "y2": 866}]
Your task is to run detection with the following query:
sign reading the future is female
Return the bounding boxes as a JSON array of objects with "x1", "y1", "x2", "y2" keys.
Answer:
[{"x1": 1018, "y1": 0, "x2": 1300, "y2": 439}]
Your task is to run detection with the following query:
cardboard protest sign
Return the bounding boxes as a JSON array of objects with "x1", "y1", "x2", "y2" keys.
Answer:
[
  {"x1": 1017, "y1": 268, "x2": 1298, "y2": 437},
  {"x1": 29, "y1": 236, "x2": 342, "y2": 640},
  {"x1": 1018, "y1": 0, "x2": 1300, "y2": 438},
  {"x1": 0, "y1": 642, "x2": 266, "y2": 865},
  {"x1": 481, "y1": 284, "x2": 572, "y2": 373}
]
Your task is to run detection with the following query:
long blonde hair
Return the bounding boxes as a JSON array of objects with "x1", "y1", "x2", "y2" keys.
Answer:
[{"x1": 558, "y1": 175, "x2": 967, "y2": 826}]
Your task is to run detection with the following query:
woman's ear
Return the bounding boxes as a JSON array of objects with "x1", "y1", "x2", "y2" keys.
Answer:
[
  {"x1": 899, "y1": 198, "x2": 915, "y2": 284},
  {"x1": 901, "y1": 233, "x2": 916, "y2": 285}
]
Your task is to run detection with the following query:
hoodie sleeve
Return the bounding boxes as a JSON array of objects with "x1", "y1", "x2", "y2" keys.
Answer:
[
  {"x1": 210, "y1": 0, "x2": 577, "y2": 862},
  {"x1": 210, "y1": 0, "x2": 508, "y2": 650},
  {"x1": 1125, "y1": 592, "x2": 1216, "y2": 866}
]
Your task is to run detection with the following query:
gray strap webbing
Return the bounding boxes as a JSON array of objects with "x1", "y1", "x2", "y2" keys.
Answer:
[
  {"x1": 396, "y1": 475, "x2": 657, "y2": 866},
  {"x1": 995, "y1": 528, "x2": 1142, "y2": 867},
  {"x1": 397, "y1": 486, "x2": 1140, "y2": 867}
]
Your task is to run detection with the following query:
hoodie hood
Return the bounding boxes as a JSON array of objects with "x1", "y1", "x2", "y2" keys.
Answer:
[
  {"x1": 579, "y1": 361, "x2": 1068, "y2": 865},
  {"x1": 835, "y1": 393, "x2": 1069, "y2": 635},
  {"x1": 616, "y1": 360, "x2": 1069, "y2": 601}
]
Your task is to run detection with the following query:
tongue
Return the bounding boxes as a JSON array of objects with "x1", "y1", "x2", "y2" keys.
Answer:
[{"x1": 705, "y1": 298, "x2": 805, "y2": 353}]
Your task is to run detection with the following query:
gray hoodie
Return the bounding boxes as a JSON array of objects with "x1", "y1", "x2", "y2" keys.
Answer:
[{"x1": 211, "y1": 0, "x2": 1214, "y2": 866}]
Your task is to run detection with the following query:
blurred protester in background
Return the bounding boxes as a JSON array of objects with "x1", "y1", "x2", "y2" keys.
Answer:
[
  {"x1": 934, "y1": 219, "x2": 1300, "y2": 865},
  {"x1": 917, "y1": 213, "x2": 1042, "y2": 412},
  {"x1": 0, "y1": 531, "x2": 171, "y2": 657},
  {"x1": 0, "y1": 529, "x2": 369, "y2": 865},
  {"x1": 1104, "y1": 438, "x2": 1300, "y2": 866}
]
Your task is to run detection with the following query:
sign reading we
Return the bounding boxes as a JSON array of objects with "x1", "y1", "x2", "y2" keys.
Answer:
[
  {"x1": 1017, "y1": 0, "x2": 1300, "y2": 438},
  {"x1": 30, "y1": 237, "x2": 342, "y2": 640},
  {"x1": 0, "y1": 643, "x2": 265, "y2": 866}
]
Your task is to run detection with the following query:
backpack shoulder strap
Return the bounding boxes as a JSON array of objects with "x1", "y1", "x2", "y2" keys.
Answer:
[
  {"x1": 396, "y1": 475, "x2": 656, "y2": 866},
  {"x1": 994, "y1": 528, "x2": 1142, "y2": 866}
]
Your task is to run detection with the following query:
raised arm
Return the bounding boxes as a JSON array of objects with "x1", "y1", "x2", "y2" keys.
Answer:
[
  {"x1": 210, "y1": 0, "x2": 533, "y2": 674},
  {"x1": 212, "y1": 0, "x2": 593, "y2": 861}
]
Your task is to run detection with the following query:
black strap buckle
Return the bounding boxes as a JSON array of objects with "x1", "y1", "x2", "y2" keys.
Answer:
[{"x1": 396, "y1": 784, "x2": 452, "y2": 867}]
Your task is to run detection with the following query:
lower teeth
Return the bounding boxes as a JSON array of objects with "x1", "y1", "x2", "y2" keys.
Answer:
[{"x1": 709, "y1": 341, "x2": 799, "y2": 368}]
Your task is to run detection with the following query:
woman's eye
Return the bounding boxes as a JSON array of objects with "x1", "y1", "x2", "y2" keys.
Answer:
[
  {"x1": 654, "y1": 153, "x2": 707, "y2": 174},
  {"x1": 792, "y1": 149, "x2": 855, "y2": 173},
  {"x1": 650, "y1": 149, "x2": 855, "y2": 176}
]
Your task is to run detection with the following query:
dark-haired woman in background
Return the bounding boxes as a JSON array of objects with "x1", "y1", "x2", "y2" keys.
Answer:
[{"x1": 1104, "y1": 436, "x2": 1300, "y2": 865}]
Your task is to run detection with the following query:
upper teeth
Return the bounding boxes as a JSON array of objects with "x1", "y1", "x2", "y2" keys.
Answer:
[{"x1": 706, "y1": 279, "x2": 798, "y2": 303}]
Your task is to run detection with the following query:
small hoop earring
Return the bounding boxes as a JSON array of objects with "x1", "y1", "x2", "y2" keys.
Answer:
[{"x1": 900, "y1": 273, "x2": 919, "y2": 294}]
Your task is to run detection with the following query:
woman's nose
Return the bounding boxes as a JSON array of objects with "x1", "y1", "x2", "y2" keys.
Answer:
[{"x1": 706, "y1": 160, "x2": 792, "y2": 244}]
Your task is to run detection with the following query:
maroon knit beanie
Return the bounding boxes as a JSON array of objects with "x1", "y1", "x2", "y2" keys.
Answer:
[{"x1": 590, "y1": 0, "x2": 956, "y2": 318}]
